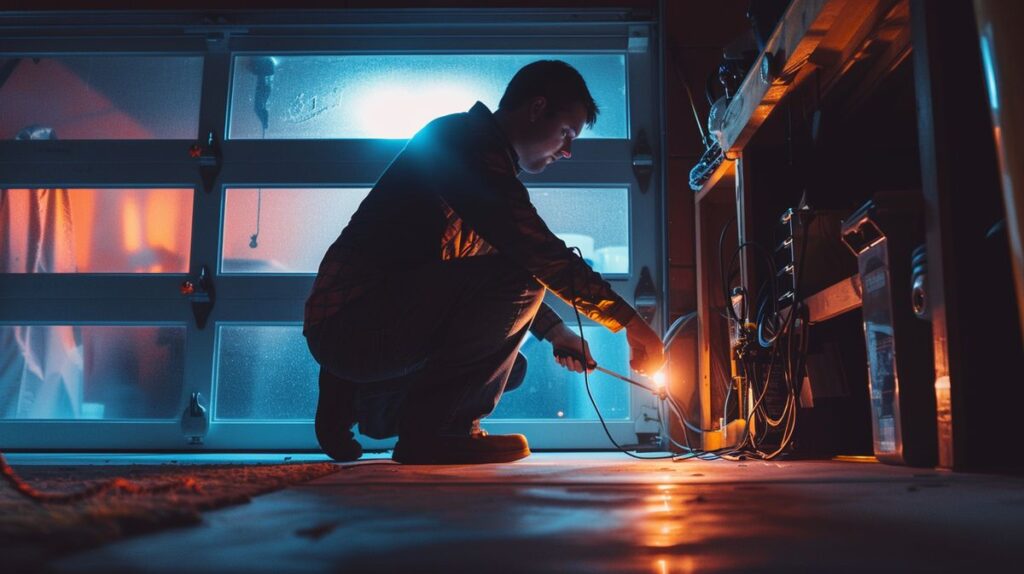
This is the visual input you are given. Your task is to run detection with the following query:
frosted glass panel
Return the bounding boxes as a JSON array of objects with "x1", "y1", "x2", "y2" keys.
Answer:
[
  {"x1": 491, "y1": 327, "x2": 630, "y2": 420},
  {"x1": 0, "y1": 325, "x2": 185, "y2": 420},
  {"x1": 0, "y1": 56, "x2": 202, "y2": 140},
  {"x1": 214, "y1": 325, "x2": 627, "y2": 421},
  {"x1": 216, "y1": 326, "x2": 318, "y2": 420},
  {"x1": 530, "y1": 187, "x2": 629, "y2": 274},
  {"x1": 229, "y1": 54, "x2": 626, "y2": 139},
  {"x1": 0, "y1": 188, "x2": 193, "y2": 273},
  {"x1": 221, "y1": 187, "x2": 369, "y2": 274},
  {"x1": 220, "y1": 186, "x2": 626, "y2": 275}
]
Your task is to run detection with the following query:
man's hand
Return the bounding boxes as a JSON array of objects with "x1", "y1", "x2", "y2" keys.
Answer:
[
  {"x1": 546, "y1": 324, "x2": 596, "y2": 373},
  {"x1": 625, "y1": 314, "x2": 665, "y2": 375}
]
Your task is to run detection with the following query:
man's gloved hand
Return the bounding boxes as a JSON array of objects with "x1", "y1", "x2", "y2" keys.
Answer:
[
  {"x1": 625, "y1": 314, "x2": 665, "y2": 375},
  {"x1": 546, "y1": 324, "x2": 596, "y2": 373}
]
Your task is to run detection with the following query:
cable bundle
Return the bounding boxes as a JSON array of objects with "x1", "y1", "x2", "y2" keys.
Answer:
[{"x1": 567, "y1": 208, "x2": 813, "y2": 462}]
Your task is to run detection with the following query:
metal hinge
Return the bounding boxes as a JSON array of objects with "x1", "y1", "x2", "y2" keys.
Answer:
[
  {"x1": 180, "y1": 264, "x2": 215, "y2": 329},
  {"x1": 181, "y1": 391, "x2": 209, "y2": 445},
  {"x1": 632, "y1": 129, "x2": 654, "y2": 193},
  {"x1": 189, "y1": 130, "x2": 222, "y2": 194},
  {"x1": 634, "y1": 266, "x2": 658, "y2": 324}
]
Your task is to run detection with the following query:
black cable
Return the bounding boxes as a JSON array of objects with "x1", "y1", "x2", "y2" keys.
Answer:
[
  {"x1": 562, "y1": 238, "x2": 806, "y2": 462},
  {"x1": 566, "y1": 246, "x2": 674, "y2": 460},
  {"x1": 718, "y1": 216, "x2": 741, "y2": 322},
  {"x1": 250, "y1": 124, "x2": 267, "y2": 249},
  {"x1": 250, "y1": 187, "x2": 262, "y2": 249},
  {"x1": 727, "y1": 241, "x2": 779, "y2": 320},
  {"x1": 666, "y1": 38, "x2": 709, "y2": 148},
  {"x1": 717, "y1": 242, "x2": 794, "y2": 457}
]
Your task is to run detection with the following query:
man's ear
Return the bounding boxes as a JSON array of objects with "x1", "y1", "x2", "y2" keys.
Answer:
[{"x1": 528, "y1": 96, "x2": 548, "y2": 122}]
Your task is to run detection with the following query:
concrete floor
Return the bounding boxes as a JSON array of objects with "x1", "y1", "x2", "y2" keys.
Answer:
[{"x1": 21, "y1": 453, "x2": 1024, "y2": 573}]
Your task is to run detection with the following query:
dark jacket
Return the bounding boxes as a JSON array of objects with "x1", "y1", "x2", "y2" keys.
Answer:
[{"x1": 305, "y1": 102, "x2": 637, "y2": 337}]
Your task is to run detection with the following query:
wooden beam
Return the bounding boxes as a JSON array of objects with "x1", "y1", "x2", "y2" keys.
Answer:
[
  {"x1": 805, "y1": 275, "x2": 863, "y2": 324},
  {"x1": 694, "y1": 160, "x2": 735, "y2": 205},
  {"x1": 717, "y1": 0, "x2": 844, "y2": 152}
]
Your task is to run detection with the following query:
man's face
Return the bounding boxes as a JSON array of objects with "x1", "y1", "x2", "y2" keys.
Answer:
[{"x1": 515, "y1": 99, "x2": 587, "y2": 174}]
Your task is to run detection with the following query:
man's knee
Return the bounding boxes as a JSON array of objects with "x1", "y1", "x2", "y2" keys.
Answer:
[{"x1": 505, "y1": 352, "x2": 528, "y2": 393}]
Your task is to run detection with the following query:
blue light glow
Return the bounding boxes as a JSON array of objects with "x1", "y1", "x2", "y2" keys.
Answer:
[
  {"x1": 979, "y1": 28, "x2": 1000, "y2": 113},
  {"x1": 353, "y1": 80, "x2": 480, "y2": 139}
]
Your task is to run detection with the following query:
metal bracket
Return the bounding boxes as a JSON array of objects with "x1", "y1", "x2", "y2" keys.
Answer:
[
  {"x1": 180, "y1": 391, "x2": 209, "y2": 445},
  {"x1": 632, "y1": 129, "x2": 654, "y2": 193},
  {"x1": 633, "y1": 266, "x2": 658, "y2": 324},
  {"x1": 190, "y1": 130, "x2": 222, "y2": 194},
  {"x1": 181, "y1": 264, "x2": 215, "y2": 329},
  {"x1": 628, "y1": 25, "x2": 650, "y2": 53},
  {"x1": 183, "y1": 15, "x2": 247, "y2": 53}
]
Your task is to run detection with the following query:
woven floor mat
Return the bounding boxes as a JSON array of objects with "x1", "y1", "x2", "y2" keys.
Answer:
[{"x1": 1, "y1": 461, "x2": 340, "y2": 572}]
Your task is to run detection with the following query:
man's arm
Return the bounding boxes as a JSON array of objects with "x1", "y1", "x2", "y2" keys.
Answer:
[
  {"x1": 528, "y1": 302, "x2": 563, "y2": 341},
  {"x1": 409, "y1": 120, "x2": 664, "y2": 373},
  {"x1": 411, "y1": 124, "x2": 633, "y2": 331}
]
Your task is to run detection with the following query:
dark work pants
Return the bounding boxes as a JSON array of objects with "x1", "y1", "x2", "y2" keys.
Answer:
[{"x1": 305, "y1": 255, "x2": 545, "y2": 439}]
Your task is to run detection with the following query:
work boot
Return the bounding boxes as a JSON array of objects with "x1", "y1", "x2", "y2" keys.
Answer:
[
  {"x1": 391, "y1": 431, "x2": 530, "y2": 464},
  {"x1": 315, "y1": 367, "x2": 363, "y2": 462}
]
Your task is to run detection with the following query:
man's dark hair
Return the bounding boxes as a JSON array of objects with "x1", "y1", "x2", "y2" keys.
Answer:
[{"x1": 499, "y1": 60, "x2": 599, "y2": 127}]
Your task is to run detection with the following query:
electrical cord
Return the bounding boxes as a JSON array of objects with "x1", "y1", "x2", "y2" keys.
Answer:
[
  {"x1": 250, "y1": 124, "x2": 267, "y2": 249},
  {"x1": 563, "y1": 248, "x2": 738, "y2": 461},
  {"x1": 714, "y1": 209, "x2": 813, "y2": 461},
  {"x1": 566, "y1": 246, "x2": 675, "y2": 460},
  {"x1": 718, "y1": 216, "x2": 741, "y2": 322}
]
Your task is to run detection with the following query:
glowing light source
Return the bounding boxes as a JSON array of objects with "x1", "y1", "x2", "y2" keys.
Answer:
[
  {"x1": 652, "y1": 370, "x2": 667, "y2": 389},
  {"x1": 353, "y1": 80, "x2": 478, "y2": 138}
]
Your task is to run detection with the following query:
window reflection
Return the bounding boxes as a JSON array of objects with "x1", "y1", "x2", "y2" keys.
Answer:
[
  {"x1": 229, "y1": 54, "x2": 627, "y2": 139},
  {"x1": 0, "y1": 187, "x2": 192, "y2": 274},
  {"x1": 0, "y1": 56, "x2": 202, "y2": 140},
  {"x1": 221, "y1": 188, "x2": 369, "y2": 274},
  {"x1": 219, "y1": 187, "x2": 628, "y2": 275},
  {"x1": 0, "y1": 325, "x2": 185, "y2": 420},
  {"x1": 0, "y1": 188, "x2": 192, "y2": 274}
]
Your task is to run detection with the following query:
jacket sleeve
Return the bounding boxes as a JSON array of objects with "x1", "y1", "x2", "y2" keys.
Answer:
[
  {"x1": 409, "y1": 121, "x2": 638, "y2": 333},
  {"x1": 529, "y1": 302, "x2": 564, "y2": 341}
]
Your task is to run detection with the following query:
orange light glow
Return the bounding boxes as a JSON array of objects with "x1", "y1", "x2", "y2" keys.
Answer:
[
  {"x1": 146, "y1": 189, "x2": 179, "y2": 252},
  {"x1": 122, "y1": 195, "x2": 142, "y2": 253},
  {"x1": 71, "y1": 189, "x2": 97, "y2": 270},
  {"x1": 652, "y1": 370, "x2": 667, "y2": 388},
  {"x1": 652, "y1": 556, "x2": 699, "y2": 574}
]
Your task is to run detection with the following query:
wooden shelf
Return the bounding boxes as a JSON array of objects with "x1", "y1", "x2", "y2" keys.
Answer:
[
  {"x1": 688, "y1": 0, "x2": 909, "y2": 443},
  {"x1": 716, "y1": 0, "x2": 902, "y2": 153},
  {"x1": 694, "y1": 159, "x2": 735, "y2": 204},
  {"x1": 805, "y1": 275, "x2": 863, "y2": 324}
]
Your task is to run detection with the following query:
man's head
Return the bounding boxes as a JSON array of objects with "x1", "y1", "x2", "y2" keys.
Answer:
[{"x1": 496, "y1": 60, "x2": 599, "y2": 174}]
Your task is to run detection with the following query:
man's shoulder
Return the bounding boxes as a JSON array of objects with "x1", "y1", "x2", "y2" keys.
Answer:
[
  {"x1": 417, "y1": 106, "x2": 499, "y2": 147},
  {"x1": 402, "y1": 104, "x2": 515, "y2": 176}
]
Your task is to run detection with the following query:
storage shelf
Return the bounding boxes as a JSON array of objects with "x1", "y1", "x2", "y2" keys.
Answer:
[
  {"x1": 716, "y1": 0, "x2": 901, "y2": 153},
  {"x1": 694, "y1": 159, "x2": 735, "y2": 204}
]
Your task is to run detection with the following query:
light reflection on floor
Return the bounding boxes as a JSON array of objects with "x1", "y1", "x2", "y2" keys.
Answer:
[{"x1": 49, "y1": 453, "x2": 1024, "y2": 573}]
